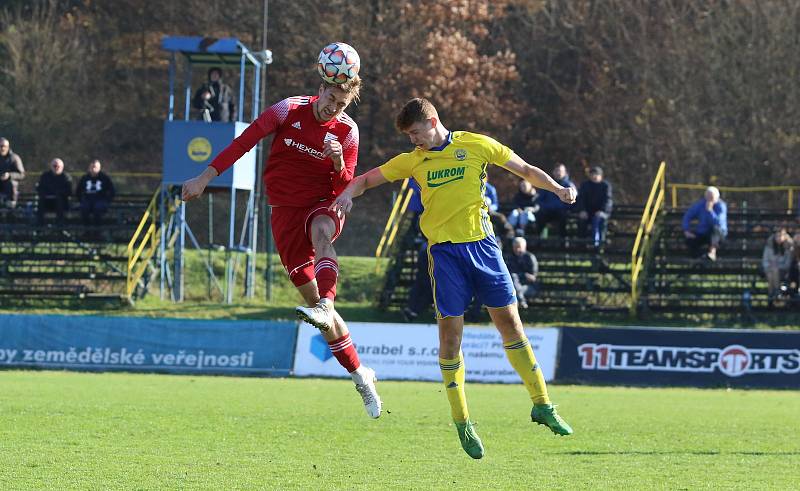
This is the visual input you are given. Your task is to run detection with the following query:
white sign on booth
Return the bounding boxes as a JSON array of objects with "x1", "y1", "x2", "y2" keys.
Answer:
[{"x1": 293, "y1": 322, "x2": 559, "y2": 383}]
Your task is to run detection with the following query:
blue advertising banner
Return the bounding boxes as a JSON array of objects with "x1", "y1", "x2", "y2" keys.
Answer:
[
  {"x1": 0, "y1": 315, "x2": 296, "y2": 376},
  {"x1": 557, "y1": 326, "x2": 800, "y2": 388}
]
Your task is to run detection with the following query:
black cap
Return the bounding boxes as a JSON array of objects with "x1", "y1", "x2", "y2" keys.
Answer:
[{"x1": 589, "y1": 166, "x2": 603, "y2": 175}]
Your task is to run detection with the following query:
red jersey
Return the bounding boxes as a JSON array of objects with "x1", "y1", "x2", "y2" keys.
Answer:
[{"x1": 209, "y1": 95, "x2": 359, "y2": 207}]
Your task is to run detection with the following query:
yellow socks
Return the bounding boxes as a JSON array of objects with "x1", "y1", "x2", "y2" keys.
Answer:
[
  {"x1": 439, "y1": 352, "x2": 469, "y2": 423},
  {"x1": 504, "y1": 338, "x2": 551, "y2": 405}
]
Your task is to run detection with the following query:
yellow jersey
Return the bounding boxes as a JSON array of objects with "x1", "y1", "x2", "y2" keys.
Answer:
[{"x1": 378, "y1": 131, "x2": 513, "y2": 245}]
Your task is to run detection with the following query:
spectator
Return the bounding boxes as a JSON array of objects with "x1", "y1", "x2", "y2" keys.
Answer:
[
  {"x1": 192, "y1": 67, "x2": 236, "y2": 122},
  {"x1": 762, "y1": 227, "x2": 794, "y2": 306},
  {"x1": 507, "y1": 179, "x2": 539, "y2": 236},
  {"x1": 76, "y1": 159, "x2": 116, "y2": 227},
  {"x1": 504, "y1": 236, "x2": 539, "y2": 309},
  {"x1": 36, "y1": 158, "x2": 72, "y2": 225},
  {"x1": 577, "y1": 166, "x2": 613, "y2": 247},
  {"x1": 535, "y1": 163, "x2": 575, "y2": 238},
  {"x1": 484, "y1": 180, "x2": 499, "y2": 213},
  {"x1": 788, "y1": 233, "x2": 800, "y2": 298},
  {"x1": 0, "y1": 137, "x2": 26, "y2": 208},
  {"x1": 682, "y1": 186, "x2": 727, "y2": 261}
]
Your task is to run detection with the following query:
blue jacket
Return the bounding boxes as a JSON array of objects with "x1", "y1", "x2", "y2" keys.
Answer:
[
  {"x1": 682, "y1": 199, "x2": 728, "y2": 236},
  {"x1": 484, "y1": 183, "x2": 499, "y2": 212},
  {"x1": 537, "y1": 176, "x2": 575, "y2": 212}
]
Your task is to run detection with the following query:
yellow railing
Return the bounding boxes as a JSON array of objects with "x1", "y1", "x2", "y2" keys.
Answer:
[
  {"x1": 630, "y1": 161, "x2": 667, "y2": 315},
  {"x1": 374, "y1": 178, "x2": 413, "y2": 272},
  {"x1": 669, "y1": 184, "x2": 800, "y2": 212},
  {"x1": 126, "y1": 188, "x2": 162, "y2": 298}
]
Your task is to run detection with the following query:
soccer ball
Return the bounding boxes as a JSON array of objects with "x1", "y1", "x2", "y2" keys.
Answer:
[{"x1": 317, "y1": 42, "x2": 360, "y2": 85}]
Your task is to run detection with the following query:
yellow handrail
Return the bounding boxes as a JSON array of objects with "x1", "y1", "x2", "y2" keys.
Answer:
[
  {"x1": 374, "y1": 178, "x2": 411, "y2": 272},
  {"x1": 669, "y1": 184, "x2": 800, "y2": 212},
  {"x1": 631, "y1": 161, "x2": 667, "y2": 315},
  {"x1": 126, "y1": 188, "x2": 162, "y2": 298}
]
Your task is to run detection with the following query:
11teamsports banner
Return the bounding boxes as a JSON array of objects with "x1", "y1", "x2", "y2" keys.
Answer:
[
  {"x1": 558, "y1": 326, "x2": 800, "y2": 388},
  {"x1": 0, "y1": 314, "x2": 296, "y2": 376},
  {"x1": 293, "y1": 322, "x2": 559, "y2": 383}
]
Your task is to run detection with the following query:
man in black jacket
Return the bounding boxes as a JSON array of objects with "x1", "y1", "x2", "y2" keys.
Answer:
[
  {"x1": 192, "y1": 67, "x2": 236, "y2": 122},
  {"x1": 37, "y1": 158, "x2": 72, "y2": 225},
  {"x1": 76, "y1": 159, "x2": 115, "y2": 227},
  {"x1": 0, "y1": 137, "x2": 26, "y2": 208},
  {"x1": 577, "y1": 166, "x2": 613, "y2": 247}
]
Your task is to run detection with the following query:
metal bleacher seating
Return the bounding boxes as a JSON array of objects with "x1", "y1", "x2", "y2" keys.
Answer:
[{"x1": 0, "y1": 192, "x2": 151, "y2": 305}]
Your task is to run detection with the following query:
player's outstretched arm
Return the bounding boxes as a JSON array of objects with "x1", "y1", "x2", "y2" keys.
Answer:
[
  {"x1": 182, "y1": 166, "x2": 219, "y2": 201},
  {"x1": 503, "y1": 152, "x2": 577, "y2": 205},
  {"x1": 329, "y1": 167, "x2": 389, "y2": 214}
]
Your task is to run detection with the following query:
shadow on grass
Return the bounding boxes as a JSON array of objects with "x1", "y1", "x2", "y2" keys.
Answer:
[{"x1": 555, "y1": 450, "x2": 800, "y2": 456}]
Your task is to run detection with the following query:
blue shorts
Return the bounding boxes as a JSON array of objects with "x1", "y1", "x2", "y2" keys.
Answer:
[{"x1": 427, "y1": 237, "x2": 516, "y2": 318}]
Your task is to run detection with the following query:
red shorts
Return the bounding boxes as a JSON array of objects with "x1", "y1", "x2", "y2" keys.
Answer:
[{"x1": 271, "y1": 199, "x2": 345, "y2": 286}]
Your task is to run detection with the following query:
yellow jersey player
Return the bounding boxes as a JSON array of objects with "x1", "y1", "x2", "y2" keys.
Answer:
[{"x1": 330, "y1": 98, "x2": 575, "y2": 459}]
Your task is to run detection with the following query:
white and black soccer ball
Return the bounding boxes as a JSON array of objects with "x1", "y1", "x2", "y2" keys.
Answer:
[{"x1": 317, "y1": 42, "x2": 360, "y2": 85}]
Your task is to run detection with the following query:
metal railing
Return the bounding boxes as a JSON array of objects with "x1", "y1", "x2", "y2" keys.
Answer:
[
  {"x1": 374, "y1": 178, "x2": 413, "y2": 272},
  {"x1": 631, "y1": 161, "x2": 667, "y2": 315},
  {"x1": 669, "y1": 184, "x2": 800, "y2": 212},
  {"x1": 126, "y1": 187, "x2": 162, "y2": 298}
]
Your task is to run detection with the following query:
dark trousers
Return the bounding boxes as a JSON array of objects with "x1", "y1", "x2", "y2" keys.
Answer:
[
  {"x1": 535, "y1": 208, "x2": 568, "y2": 237},
  {"x1": 80, "y1": 198, "x2": 109, "y2": 226},
  {"x1": 37, "y1": 196, "x2": 68, "y2": 224},
  {"x1": 686, "y1": 226, "x2": 725, "y2": 258},
  {"x1": 580, "y1": 212, "x2": 609, "y2": 246},
  {"x1": 511, "y1": 273, "x2": 539, "y2": 304},
  {"x1": 0, "y1": 179, "x2": 15, "y2": 207}
]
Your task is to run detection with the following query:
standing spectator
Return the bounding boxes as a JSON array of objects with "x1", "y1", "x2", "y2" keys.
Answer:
[
  {"x1": 504, "y1": 237, "x2": 539, "y2": 309},
  {"x1": 535, "y1": 163, "x2": 575, "y2": 238},
  {"x1": 577, "y1": 166, "x2": 613, "y2": 247},
  {"x1": 192, "y1": 67, "x2": 236, "y2": 122},
  {"x1": 762, "y1": 227, "x2": 793, "y2": 306},
  {"x1": 507, "y1": 179, "x2": 539, "y2": 236},
  {"x1": 788, "y1": 233, "x2": 800, "y2": 298},
  {"x1": 0, "y1": 137, "x2": 26, "y2": 208},
  {"x1": 36, "y1": 158, "x2": 72, "y2": 225},
  {"x1": 682, "y1": 186, "x2": 727, "y2": 261},
  {"x1": 76, "y1": 159, "x2": 116, "y2": 227}
]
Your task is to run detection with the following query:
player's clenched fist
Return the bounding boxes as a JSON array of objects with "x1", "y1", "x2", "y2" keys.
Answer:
[
  {"x1": 556, "y1": 186, "x2": 577, "y2": 204},
  {"x1": 323, "y1": 139, "x2": 345, "y2": 172}
]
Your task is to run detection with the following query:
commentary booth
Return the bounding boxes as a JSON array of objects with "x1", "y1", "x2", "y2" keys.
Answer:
[{"x1": 158, "y1": 36, "x2": 272, "y2": 302}]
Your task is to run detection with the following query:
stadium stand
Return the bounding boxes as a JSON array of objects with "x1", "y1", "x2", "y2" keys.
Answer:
[{"x1": 0, "y1": 192, "x2": 152, "y2": 305}]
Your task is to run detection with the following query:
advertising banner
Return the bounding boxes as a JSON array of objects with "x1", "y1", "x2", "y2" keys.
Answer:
[
  {"x1": 558, "y1": 326, "x2": 800, "y2": 388},
  {"x1": 293, "y1": 322, "x2": 559, "y2": 383},
  {"x1": 0, "y1": 314, "x2": 296, "y2": 376}
]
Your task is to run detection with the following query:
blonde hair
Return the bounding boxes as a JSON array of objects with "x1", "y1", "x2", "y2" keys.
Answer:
[{"x1": 322, "y1": 75, "x2": 361, "y2": 102}]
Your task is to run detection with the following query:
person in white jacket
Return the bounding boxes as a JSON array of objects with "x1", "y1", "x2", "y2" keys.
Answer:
[{"x1": 762, "y1": 227, "x2": 794, "y2": 306}]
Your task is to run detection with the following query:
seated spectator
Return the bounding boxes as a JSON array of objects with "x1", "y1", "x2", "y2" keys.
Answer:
[
  {"x1": 535, "y1": 163, "x2": 575, "y2": 238},
  {"x1": 682, "y1": 186, "x2": 727, "y2": 261},
  {"x1": 192, "y1": 67, "x2": 236, "y2": 122},
  {"x1": 402, "y1": 238, "x2": 433, "y2": 322},
  {"x1": 577, "y1": 166, "x2": 613, "y2": 247},
  {"x1": 504, "y1": 236, "x2": 539, "y2": 309},
  {"x1": 762, "y1": 227, "x2": 794, "y2": 306},
  {"x1": 36, "y1": 158, "x2": 72, "y2": 225},
  {"x1": 0, "y1": 137, "x2": 26, "y2": 208},
  {"x1": 490, "y1": 206, "x2": 515, "y2": 250},
  {"x1": 507, "y1": 179, "x2": 539, "y2": 236},
  {"x1": 76, "y1": 159, "x2": 115, "y2": 227}
]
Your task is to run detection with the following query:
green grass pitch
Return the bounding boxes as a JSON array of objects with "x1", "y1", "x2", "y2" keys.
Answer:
[{"x1": 0, "y1": 371, "x2": 798, "y2": 490}]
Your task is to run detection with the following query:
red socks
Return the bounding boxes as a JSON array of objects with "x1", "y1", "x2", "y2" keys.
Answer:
[
  {"x1": 328, "y1": 333, "x2": 360, "y2": 373},
  {"x1": 315, "y1": 257, "x2": 338, "y2": 301}
]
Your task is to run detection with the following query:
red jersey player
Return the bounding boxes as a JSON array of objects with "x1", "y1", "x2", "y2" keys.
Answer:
[{"x1": 181, "y1": 69, "x2": 381, "y2": 419}]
